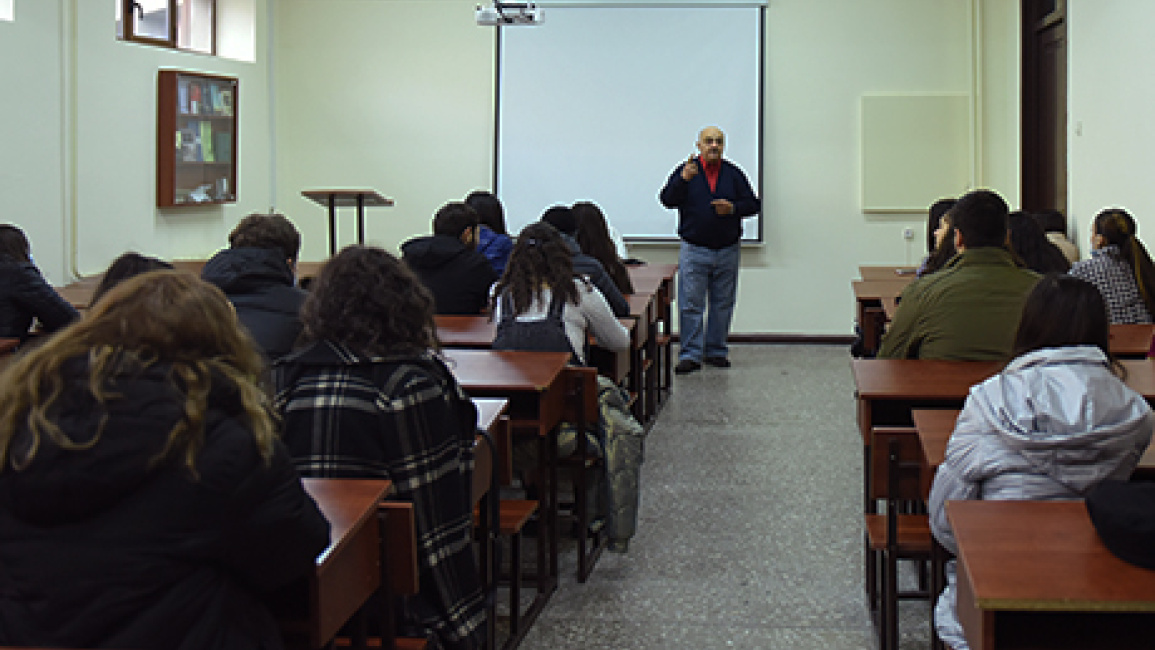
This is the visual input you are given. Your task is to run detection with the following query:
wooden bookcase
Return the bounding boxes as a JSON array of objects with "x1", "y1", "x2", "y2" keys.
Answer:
[{"x1": 157, "y1": 70, "x2": 238, "y2": 207}]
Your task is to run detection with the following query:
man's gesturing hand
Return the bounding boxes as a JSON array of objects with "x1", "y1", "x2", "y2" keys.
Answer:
[
  {"x1": 681, "y1": 155, "x2": 699, "y2": 182},
  {"x1": 711, "y1": 199, "x2": 734, "y2": 215}
]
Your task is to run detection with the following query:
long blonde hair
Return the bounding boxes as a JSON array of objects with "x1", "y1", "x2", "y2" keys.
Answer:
[{"x1": 0, "y1": 270, "x2": 275, "y2": 475}]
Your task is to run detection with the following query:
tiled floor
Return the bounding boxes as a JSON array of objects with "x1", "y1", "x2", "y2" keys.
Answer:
[{"x1": 517, "y1": 344, "x2": 933, "y2": 650}]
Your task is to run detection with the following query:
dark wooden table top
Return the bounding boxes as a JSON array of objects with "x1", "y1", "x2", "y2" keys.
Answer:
[
  {"x1": 301, "y1": 478, "x2": 391, "y2": 567},
  {"x1": 948, "y1": 500, "x2": 1155, "y2": 611},
  {"x1": 442, "y1": 348, "x2": 570, "y2": 393},
  {"x1": 859, "y1": 265, "x2": 918, "y2": 281},
  {"x1": 1110, "y1": 323, "x2": 1155, "y2": 358}
]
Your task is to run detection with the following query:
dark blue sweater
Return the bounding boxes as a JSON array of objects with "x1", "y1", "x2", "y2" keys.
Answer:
[{"x1": 659, "y1": 157, "x2": 759, "y2": 249}]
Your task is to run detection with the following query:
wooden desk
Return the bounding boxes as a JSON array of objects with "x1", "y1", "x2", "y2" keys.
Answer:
[
  {"x1": 851, "y1": 278, "x2": 911, "y2": 356},
  {"x1": 627, "y1": 264, "x2": 675, "y2": 402},
  {"x1": 859, "y1": 265, "x2": 918, "y2": 281},
  {"x1": 949, "y1": 500, "x2": 1155, "y2": 650},
  {"x1": 1111, "y1": 323, "x2": 1155, "y2": 359},
  {"x1": 435, "y1": 315, "x2": 496, "y2": 348},
  {"x1": 442, "y1": 348, "x2": 570, "y2": 592},
  {"x1": 297, "y1": 478, "x2": 392, "y2": 650},
  {"x1": 474, "y1": 397, "x2": 512, "y2": 486}
]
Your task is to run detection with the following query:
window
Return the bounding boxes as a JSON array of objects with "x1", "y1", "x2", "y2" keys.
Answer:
[
  {"x1": 117, "y1": 0, "x2": 216, "y2": 55},
  {"x1": 0, "y1": 0, "x2": 13, "y2": 22}
]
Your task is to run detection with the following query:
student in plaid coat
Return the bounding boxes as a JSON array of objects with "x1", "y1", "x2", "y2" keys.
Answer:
[{"x1": 273, "y1": 245, "x2": 485, "y2": 650}]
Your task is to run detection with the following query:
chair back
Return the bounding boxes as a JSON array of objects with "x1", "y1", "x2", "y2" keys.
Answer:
[{"x1": 869, "y1": 427, "x2": 923, "y2": 501}]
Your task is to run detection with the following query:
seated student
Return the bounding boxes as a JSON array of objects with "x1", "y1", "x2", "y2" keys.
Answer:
[
  {"x1": 0, "y1": 270, "x2": 329, "y2": 650},
  {"x1": 1037, "y1": 207, "x2": 1080, "y2": 264},
  {"x1": 1069, "y1": 208, "x2": 1155, "y2": 324},
  {"x1": 273, "y1": 245, "x2": 486, "y2": 650},
  {"x1": 879, "y1": 189, "x2": 1040, "y2": 360},
  {"x1": 202, "y1": 213, "x2": 307, "y2": 360},
  {"x1": 916, "y1": 197, "x2": 957, "y2": 277},
  {"x1": 0, "y1": 224, "x2": 79, "y2": 340},
  {"x1": 491, "y1": 222, "x2": 630, "y2": 366},
  {"x1": 573, "y1": 201, "x2": 634, "y2": 296},
  {"x1": 465, "y1": 190, "x2": 513, "y2": 276},
  {"x1": 1007, "y1": 210, "x2": 1071, "y2": 274},
  {"x1": 90, "y1": 252, "x2": 173, "y2": 305},
  {"x1": 540, "y1": 206, "x2": 630, "y2": 317},
  {"x1": 402, "y1": 202, "x2": 498, "y2": 315},
  {"x1": 928, "y1": 274, "x2": 1154, "y2": 650}
]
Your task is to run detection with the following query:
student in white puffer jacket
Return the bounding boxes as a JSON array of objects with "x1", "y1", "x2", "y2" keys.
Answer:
[{"x1": 929, "y1": 274, "x2": 1155, "y2": 650}]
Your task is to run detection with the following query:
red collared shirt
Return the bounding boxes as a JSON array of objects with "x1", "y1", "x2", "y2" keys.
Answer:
[{"x1": 700, "y1": 156, "x2": 721, "y2": 193}]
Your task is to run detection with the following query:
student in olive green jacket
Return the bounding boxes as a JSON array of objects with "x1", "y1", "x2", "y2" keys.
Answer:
[{"x1": 879, "y1": 189, "x2": 1040, "y2": 361}]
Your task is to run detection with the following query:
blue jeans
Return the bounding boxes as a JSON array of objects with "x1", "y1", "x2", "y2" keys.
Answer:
[{"x1": 678, "y1": 241, "x2": 740, "y2": 362}]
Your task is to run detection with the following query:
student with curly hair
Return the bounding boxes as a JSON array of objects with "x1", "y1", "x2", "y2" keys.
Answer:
[
  {"x1": 490, "y1": 222, "x2": 629, "y2": 365},
  {"x1": 1069, "y1": 208, "x2": 1155, "y2": 324},
  {"x1": 273, "y1": 245, "x2": 486, "y2": 650},
  {"x1": 0, "y1": 271, "x2": 329, "y2": 650}
]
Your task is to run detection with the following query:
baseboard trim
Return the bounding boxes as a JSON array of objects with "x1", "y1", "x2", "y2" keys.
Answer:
[{"x1": 672, "y1": 334, "x2": 855, "y2": 345}]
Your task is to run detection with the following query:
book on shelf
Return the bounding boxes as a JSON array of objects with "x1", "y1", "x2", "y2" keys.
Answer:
[
  {"x1": 199, "y1": 121, "x2": 215, "y2": 162},
  {"x1": 177, "y1": 78, "x2": 190, "y2": 114},
  {"x1": 188, "y1": 81, "x2": 202, "y2": 115},
  {"x1": 213, "y1": 131, "x2": 232, "y2": 163},
  {"x1": 180, "y1": 121, "x2": 201, "y2": 162},
  {"x1": 219, "y1": 89, "x2": 234, "y2": 116}
]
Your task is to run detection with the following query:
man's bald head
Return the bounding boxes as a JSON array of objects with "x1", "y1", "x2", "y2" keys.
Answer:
[{"x1": 697, "y1": 126, "x2": 725, "y2": 163}]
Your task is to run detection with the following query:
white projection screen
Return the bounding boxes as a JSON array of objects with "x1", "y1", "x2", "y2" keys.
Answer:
[{"x1": 496, "y1": 2, "x2": 764, "y2": 241}]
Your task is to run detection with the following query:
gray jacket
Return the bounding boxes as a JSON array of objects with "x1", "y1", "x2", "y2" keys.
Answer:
[{"x1": 928, "y1": 345, "x2": 1154, "y2": 649}]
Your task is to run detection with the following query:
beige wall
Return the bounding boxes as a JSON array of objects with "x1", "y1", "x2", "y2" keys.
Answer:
[
  {"x1": 1, "y1": 0, "x2": 1023, "y2": 335},
  {"x1": 0, "y1": 0, "x2": 272, "y2": 285},
  {"x1": 273, "y1": 0, "x2": 1021, "y2": 335}
]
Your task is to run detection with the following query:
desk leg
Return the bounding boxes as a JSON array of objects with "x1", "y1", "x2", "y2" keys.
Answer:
[
  {"x1": 328, "y1": 194, "x2": 337, "y2": 257},
  {"x1": 545, "y1": 429, "x2": 559, "y2": 584},
  {"x1": 356, "y1": 194, "x2": 366, "y2": 245}
]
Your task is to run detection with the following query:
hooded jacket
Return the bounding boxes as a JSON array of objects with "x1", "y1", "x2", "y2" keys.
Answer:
[
  {"x1": 0, "y1": 359, "x2": 330, "y2": 650},
  {"x1": 928, "y1": 345, "x2": 1154, "y2": 649},
  {"x1": 201, "y1": 247, "x2": 306, "y2": 361},
  {"x1": 401, "y1": 234, "x2": 497, "y2": 315}
]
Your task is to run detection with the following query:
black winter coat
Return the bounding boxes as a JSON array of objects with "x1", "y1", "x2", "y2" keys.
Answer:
[
  {"x1": 0, "y1": 360, "x2": 330, "y2": 650},
  {"x1": 401, "y1": 235, "x2": 497, "y2": 315},
  {"x1": 201, "y1": 248, "x2": 307, "y2": 360},
  {"x1": 0, "y1": 260, "x2": 79, "y2": 339}
]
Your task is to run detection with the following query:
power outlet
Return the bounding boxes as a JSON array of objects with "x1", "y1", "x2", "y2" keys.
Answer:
[{"x1": 902, "y1": 227, "x2": 915, "y2": 241}]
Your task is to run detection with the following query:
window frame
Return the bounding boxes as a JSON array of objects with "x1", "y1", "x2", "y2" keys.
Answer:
[{"x1": 120, "y1": 0, "x2": 217, "y2": 56}]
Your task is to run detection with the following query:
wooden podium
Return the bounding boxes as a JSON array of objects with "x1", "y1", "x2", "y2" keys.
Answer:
[{"x1": 301, "y1": 189, "x2": 394, "y2": 256}]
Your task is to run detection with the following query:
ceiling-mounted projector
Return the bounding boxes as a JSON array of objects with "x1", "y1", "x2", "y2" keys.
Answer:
[{"x1": 476, "y1": 2, "x2": 543, "y2": 26}]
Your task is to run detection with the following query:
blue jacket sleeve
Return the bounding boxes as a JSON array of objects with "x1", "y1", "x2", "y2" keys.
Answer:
[{"x1": 659, "y1": 167, "x2": 688, "y2": 209}]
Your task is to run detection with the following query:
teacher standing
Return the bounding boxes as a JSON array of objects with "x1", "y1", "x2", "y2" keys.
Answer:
[{"x1": 659, "y1": 126, "x2": 760, "y2": 374}]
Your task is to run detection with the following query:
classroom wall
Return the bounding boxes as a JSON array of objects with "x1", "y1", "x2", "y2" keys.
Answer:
[
  {"x1": 1068, "y1": 0, "x2": 1155, "y2": 249},
  {"x1": 0, "y1": 0, "x2": 272, "y2": 285},
  {"x1": 273, "y1": 0, "x2": 1021, "y2": 335}
]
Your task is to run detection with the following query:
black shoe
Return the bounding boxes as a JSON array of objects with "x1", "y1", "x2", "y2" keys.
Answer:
[
  {"x1": 704, "y1": 356, "x2": 731, "y2": 368},
  {"x1": 675, "y1": 359, "x2": 701, "y2": 375}
]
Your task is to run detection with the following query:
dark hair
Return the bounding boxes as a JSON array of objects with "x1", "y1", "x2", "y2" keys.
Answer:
[
  {"x1": 228, "y1": 213, "x2": 301, "y2": 261},
  {"x1": 1094, "y1": 208, "x2": 1155, "y2": 317},
  {"x1": 1012, "y1": 274, "x2": 1111, "y2": 362},
  {"x1": 1007, "y1": 211, "x2": 1070, "y2": 274},
  {"x1": 300, "y1": 245, "x2": 438, "y2": 357},
  {"x1": 921, "y1": 218, "x2": 958, "y2": 276},
  {"x1": 540, "y1": 205, "x2": 577, "y2": 236},
  {"x1": 465, "y1": 191, "x2": 507, "y2": 236},
  {"x1": 90, "y1": 253, "x2": 174, "y2": 306},
  {"x1": 490, "y1": 223, "x2": 579, "y2": 317},
  {"x1": 432, "y1": 202, "x2": 479, "y2": 238},
  {"x1": 951, "y1": 189, "x2": 1009, "y2": 249},
  {"x1": 1036, "y1": 208, "x2": 1067, "y2": 235},
  {"x1": 572, "y1": 201, "x2": 633, "y2": 295},
  {"x1": 0, "y1": 224, "x2": 31, "y2": 263},
  {"x1": 927, "y1": 198, "x2": 958, "y2": 253}
]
